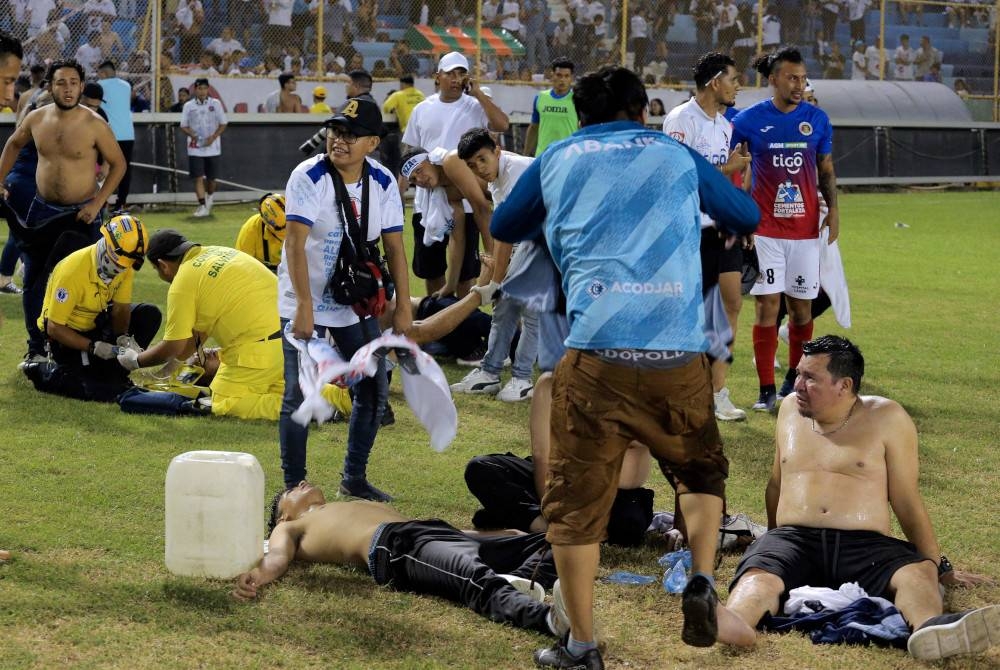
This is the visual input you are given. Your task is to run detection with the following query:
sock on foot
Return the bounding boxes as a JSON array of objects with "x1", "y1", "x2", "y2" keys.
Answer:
[
  {"x1": 567, "y1": 634, "x2": 597, "y2": 657},
  {"x1": 787, "y1": 320, "x2": 814, "y2": 370},
  {"x1": 752, "y1": 324, "x2": 779, "y2": 386}
]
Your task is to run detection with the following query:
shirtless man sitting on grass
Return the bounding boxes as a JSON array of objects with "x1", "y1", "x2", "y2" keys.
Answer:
[{"x1": 715, "y1": 335, "x2": 998, "y2": 661}]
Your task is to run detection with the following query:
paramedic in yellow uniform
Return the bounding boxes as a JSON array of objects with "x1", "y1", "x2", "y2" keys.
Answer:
[
  {"x1": 235, "y1": 193, "x2": 286, "y2": 273},
  {"x1": 25, "y1": 214, "x2": 162, "y2": 400},
  {"x1": 118, "y1": 229, "x2": 284, "y2": 420}
]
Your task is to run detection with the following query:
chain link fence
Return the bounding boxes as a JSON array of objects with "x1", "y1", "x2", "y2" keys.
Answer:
[{"x1": 3, "y1": 0, "x2": 997, "y2": 119}]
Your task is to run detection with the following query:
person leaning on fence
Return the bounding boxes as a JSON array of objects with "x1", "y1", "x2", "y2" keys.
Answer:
[{"x1": 21, "y1": 214, "x2": 161, "y2": 401}]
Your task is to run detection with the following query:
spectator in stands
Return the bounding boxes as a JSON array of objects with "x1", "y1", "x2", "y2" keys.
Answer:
[
  {"x1": 222, "y1": 48, "x2": 247, "y2": 74},
  {"x1": 824, "y1": 40, "x2": 845, "y2": 78},
  {"x1": 898, "y1": 1, "x2": 923, "y2": 27},
  {"x1": 81, "y1": 0, "x2": 116, "y2": 38},
  {"x1": 692, "y1": 0, "x2": 716, "y2": 48},
  {"x1": 850, "y1": 39, "x2": 869, "y2": 80},
  {"x1": 324, "y1": 53, "x2": 347, "y2": 76},
  {"x1": 357, "y1": 0, "x2": 378, "y2": 40},
  {"x1": 188, "y1": 50, "x2": 221, "y2": 75},
  {"x1": 522, "y1": 0, "x2": 550, "y2": 74},
  {"x1": 630, "y1": 9, "x2": 650, "y2": 73},
  {"x1": 207, "y1": 25, "x2": 245, "y2": 59},
  {"x1": 568, "y1": 0, "x2": 592, "y2": 64},
  {"x1": 230, "y1": 0, "x2": 265, "y2": 45},
  {"x1": 845, "y1": 0, "x2": 868, "y2": 42},
  {"x1": 762, "y1": 5, "x2": 782, "y2": 51},
  {"x1": 389, "y1": 41, "x2": 420, "y2": 77},
  {"x1": 95, "y1": 18, "x2": 124, "y2": 62},
  {"x1": 372, "y1": 59, "x2": 392, "y2": 78},
  {"x1": 732, "y1": 4, "x2": 757, "y2": 73},
  {"x1": 922, "y1": 63, "x2": 942, "y2": 83},
  {"x1": 953, "y1": 78, "x2": 970, "y2": 98},
  {"x1": 265, "y1": 0, "x2": 294, "y2": 54},
  {"x1": 26, "y1": 0, "x2": 57, "y2": 40},
  {"x1": 316, "y1": 0, "x2": 354, "y2": 56},
  {"x1": 645, "y1": 41, "x2": 670, "y2": 81},
  {"x1": 309, "y1": 85, "x2": 331, "y2": 114},
  {"x1": 812, "y1": 28, "x2": 830, "y2": 69},
  {"x1": 715, "y1": 0, "x2": 739, "y2": 51},
  {"x1": 820, "y1": 0, "x2": 840, "y2": 42},
  {"x1": 169, "y1": 87, "x2": 190, "y2": 113},
  {"x1": 552, "y1": 17, "x2": 572, "y2": 54},
  {"x1": 483, "y1": 0, "x2": 501, "y2": 27},
  {"x1": 893, "y1": 33, "x2": 915, "y2": 81},
  {"x1": 591, "y1": 10, "x2": 609, "y2": 65},
  {"x1": 914, "y1": 35, "x2": 942, "y2": 81},
  {"x1": 265, "y1": 73, "x2": 303, "y2": 112},
  {"x1": 865, "y1": 35, "x2": 885, "y2": 79},
  {"x1": 382, "y1": 74, "x2": 425, "y2": 134},
  {"x1": 348, "y1": 53, "x2": 366, "y2": 72},
  {"x1": 130, "y1": 82, "x2": 150, "y2": 113},
  {"x1": 97, "y1": 60, "x2": 136, "y2": 210},
  {"x1": 75, "y1": 34, "x2": 103, "y2": 76},
  {"x1": 648, "y1": 97, "x2": 665, "y2": 116},
  {"x1": 175, "y1": 0, "x2": 205, "y2": 64}
]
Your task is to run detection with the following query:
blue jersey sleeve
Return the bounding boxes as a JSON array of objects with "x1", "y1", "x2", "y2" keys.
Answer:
[
  {"x1": 491, "y1": 157, "x2": 547, "y2": 243},
  {"x1": 730, "y1": 111, "x2": 748, "y2": 150},
  {"x1": 530, "y1": 94, "x2": 541, "y2": 124},
  {"x1": 683, "y1": 143, "x2": 760, "y2": 236}
]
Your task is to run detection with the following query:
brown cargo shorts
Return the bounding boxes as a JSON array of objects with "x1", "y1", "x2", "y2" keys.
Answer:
[{"x1": 543, "y1": 349, "x2": 728, "y2": 546}]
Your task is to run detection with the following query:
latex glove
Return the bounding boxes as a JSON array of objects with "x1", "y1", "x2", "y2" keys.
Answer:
[
  {"x1": 92, "y1": 341, "x2": 118, "y2": 360},
  {"x1": 469, "y1": 281, "x2": 500, "y2": 306},
  {"x1": 116, "y1": 334, "x2": 143, "y2": 353},
  {"x1": 118, "y1": 348, "x2": 141, "y2": 370}
]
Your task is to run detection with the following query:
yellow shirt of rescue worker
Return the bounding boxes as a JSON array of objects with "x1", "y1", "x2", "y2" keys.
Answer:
[
  {"x1": 382, "y1": 87, "x2": 426, "y2": 133},
  {"x1": 39, "y1": 246, "x2": 134, "y2": 332},
  {"x1": 234, "y1": 214, "x2": 285, "y2": 271},
  {"x1": 164, "y1": 245, "x2": 278, "y2": 347}
]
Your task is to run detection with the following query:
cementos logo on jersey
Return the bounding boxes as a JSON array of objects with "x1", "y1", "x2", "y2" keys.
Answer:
[{"x1": 772, "y1": 152, "x2": 806, "y2": 174}]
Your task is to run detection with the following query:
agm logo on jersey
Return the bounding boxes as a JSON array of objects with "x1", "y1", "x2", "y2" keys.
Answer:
[{"x1": 772, "y1": 152, "x2": 805, "y2": 175}]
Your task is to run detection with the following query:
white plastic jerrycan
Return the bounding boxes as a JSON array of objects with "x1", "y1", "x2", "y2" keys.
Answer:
[{"x1": 165, "y1": 451, "x2": 265, "y2": 579}]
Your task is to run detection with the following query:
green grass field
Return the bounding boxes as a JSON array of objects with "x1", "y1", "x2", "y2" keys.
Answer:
[{"x1": 1, "y1": 192, "x2": 998, "y2": 669}]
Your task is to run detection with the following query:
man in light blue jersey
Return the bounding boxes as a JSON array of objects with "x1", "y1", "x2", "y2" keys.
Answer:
[
  {"x1": 97, "y1": 60, "x2": 136, "y2": 210},
  {"x1": 492, "y1": 66, "x2": 759, "y2": 669}
]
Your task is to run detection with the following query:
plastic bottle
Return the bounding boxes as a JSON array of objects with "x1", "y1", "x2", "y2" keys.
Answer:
[
  {"x1": 657, "y1": 548, "x2": 692, "y2": 570},
  {"x1": 602, "y1": 570, "x2": 658, "y2": 585},
  {"x1": 663, "y1": 559, "x2": 688, "y2": 594},
  {"x1": 165, "y1": 451, "x2": 265, "y2": 578}
]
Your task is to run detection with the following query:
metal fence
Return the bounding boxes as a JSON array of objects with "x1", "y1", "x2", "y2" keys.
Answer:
[{"x1": 5, "y1": 0, "x2": 997, "y2": 119}]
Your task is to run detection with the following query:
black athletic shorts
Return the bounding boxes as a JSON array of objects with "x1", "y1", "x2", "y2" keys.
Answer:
[
  {"x1": 188, "y1": 155, "x2": 219, "y2": 180},
  {"x1": 731, "y1": 526, "x2": 933, "y2": 600},
  {"x1": 411, "y1": 211, "x2": 481, "y2": 281},
  {"x1": 700, "y1": 228, "x2": 744, "y2": 289}
]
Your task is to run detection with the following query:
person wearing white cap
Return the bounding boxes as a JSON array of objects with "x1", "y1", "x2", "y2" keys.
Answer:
[{"x1": 401, "y1": 51, "x2": 509, "y2": 296}]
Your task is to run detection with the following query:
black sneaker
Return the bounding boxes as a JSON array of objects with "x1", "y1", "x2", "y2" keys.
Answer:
[
  {"x1": 380, "y1": 403, "x2": 395, "y2": 427},
  {"x1": 681, "y1": 574, "x2": 718, "y2": 648},
  {"x1": 534, "y1": 636, "x2": 604, "y2": 670},
  {"x1": 751, "y1": 386, "x2": 777, "y2": 412},
  {"x1": 776, "y1": 369, "x2": 797, "y2": 401},
  {"x1": 907, "y1": 605, "x2": 1000, "y2": 660},
  {"x1": 338, "y1": 477, "x2": 394, "y2": 503},
  {"x1": 0, "y1": 282, "x2": 22, "y2": 295}
]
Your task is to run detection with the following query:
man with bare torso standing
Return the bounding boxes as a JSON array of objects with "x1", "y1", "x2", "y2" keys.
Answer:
[
  {"x1": 715, "y1": 335, "x2": 999, "y2": 662},
  {"x1": 0, "y1": 58, "x2": 125, "y2": 362}
]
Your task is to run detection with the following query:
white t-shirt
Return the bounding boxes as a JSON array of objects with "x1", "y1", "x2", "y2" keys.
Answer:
[
  {"x1": 180, "y1": 97, "x2": 227, "y2": 157},
  {"x1": 662, "y1": 97, "x2": 732, "y2": 229},
  {"x1": 865, "y1": 45, "x2": 884, "y2": 77},
  {"x1": 851, "y1": 50, "x2": 867, "y2": 79},
  {"x1": 500, "y1": 0, "x2": 521, "y2": 32},
  {"x1": 206, "y1": 37, "x2": 245, "y2": 57},
  {"x1": 762, "y1": 14, "x2": 781, "y2": 44},
  {"x1": 268, "y1": 0, "x2": 293, "y2": 26},
  {"x1": 630, "y1": 14, "x2": 647, "y2": 39},
  {"x1": 489, "y1": 150, "x2": 534, "y2": 205},
  {"x1": 74, "y1": 42, "x2": 102, "y2": 73},
  {"x1": 893, "y1": 45, "x2": 915, "y2": 80},
  {"x1": 278, "y1": 155, "x2": 404, "y2": 327}
]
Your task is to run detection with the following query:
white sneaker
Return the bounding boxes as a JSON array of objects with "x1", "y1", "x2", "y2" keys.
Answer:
[
  {"x1": 17, "y1": 353, "x2": 47, "y2": 370},
  {"x1": 450, "y1": 368, "x2": 500, "y2": 394},
  {"x1": 907, "y1": 605, "x2": 1000, "y2": 660},
  {"x1": 499, "y1": 574, "x2": 546, "y2": 603},
  {"x1": 192, "y1": 204, "x2": 209, "y2": 218},
  {"x1": 205, "y1": 194, "x2": 214, "y2": 213},
  {"x1": 713, "y1": 388, "x2": 747, "y2": 422},
  {"x1": 778, "y1": 323, "x2": 790, "y2": 344},
  {"x1": 497, "y1": 377, "x2": 534, "y2": 402}
]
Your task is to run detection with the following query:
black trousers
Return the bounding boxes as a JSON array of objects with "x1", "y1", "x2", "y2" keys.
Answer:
[
  {"x1": 465, "y1": 453, "x2": 655, "y2": 547},
  {"x1": 370, "y1": 519, "x2": 555, "y2": 635},
  {"x1": 116, "y1": 140, "x2": 134, "y2": 209}
]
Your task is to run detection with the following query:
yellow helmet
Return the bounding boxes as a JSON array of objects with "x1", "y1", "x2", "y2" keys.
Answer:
[
  {"x1": 259, "y1": 193, "x2": 286, "y2": 232},
  {"x1": 101, "y1": 214, "x2": 148, "y2": 269}
]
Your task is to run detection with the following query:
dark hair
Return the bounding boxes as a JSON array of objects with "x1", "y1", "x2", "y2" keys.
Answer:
[
  {"x1": 45, "y1": 59, "x2": 86, "y2": 85},
  {"x1": 457, "y1": 127, "x2": 497, "y2": 160},
  {"x1": 349, "y1": 69, "x2": 373, "y2": 89},
  {"x1": 30, "y1": 64, "x2": 45, "y2": 75},
  {"x1": 400, "y1": 74, "x2": 414, "y2": 85},
  {"x1": 573, "y1": 66, "x2": 648, "y2": 127},
  {"x1": 193, "y1": 77, "x2": 209, "y2": 87},
  {"x1": 178, "y1": 86, "x2": 189, "y2": 94},
  {"x1": 802, "y1": 335, "x2": 865, "y2": 394},
  {"x1": 278, "y1": 72, "x2": 295, "y2": 87},
  {"x1": 267, "y1": 489, "x2": 287, "y2": 536},
  {"x1": 98, "y1": 59, "x2": 116, "y2": 71},
  {"x1": 693, "y1": 51, "x2": 736, "y2": 89},
  {"x1": 753, "y1": 46, "x2": 803, "y2": 78},
  {"x1": 550, "y1": 57, "x2": 574, "y2": 72},
  {"x1": 0, "y1": 30, "x2": 24, "y2": 60}
]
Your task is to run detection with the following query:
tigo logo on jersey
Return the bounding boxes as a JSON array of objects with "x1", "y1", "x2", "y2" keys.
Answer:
[
  {"x1": 772, "y1": 152, "x2": 805, "y2": 174},
  {"x1": 798, "y1": 121, "x2": 813, "y2": 136},
  {"x1": 773, "y1": 180, "x2": 806, "y2": 218}
]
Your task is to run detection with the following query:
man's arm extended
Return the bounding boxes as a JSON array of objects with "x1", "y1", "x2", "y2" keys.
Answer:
[
  {"x1": 232, "y1": 522, "x2": 303, "y2": 601},
  {"x1": 439, "y1": 203, "x2": 467, "y2": 297},
  {"x1": 444, "y1": 153, "x2": 494, "y2": 252},
  {"x1": 817, "y1": 153, "x2": 839, "y2": 243},
  {"x1": 79, "y1": 120, "x2": 126, "y2": 223},
  {"x1": 407, "y1": 254, "x2": 496, "y2": 343},
  {"x1": 885, "y1": 402, "x2": 940, "y2": 563},
  {"x1": 682, "y1": 143, "x2": 760, "y2": 237},
  {"x1": 524, "y1": 123, "x2": 539, "y2": 157}
]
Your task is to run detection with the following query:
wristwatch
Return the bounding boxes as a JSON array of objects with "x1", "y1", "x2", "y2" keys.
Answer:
[{"x1": 938, "y1": 555, "x2": 954, "y2": 577}]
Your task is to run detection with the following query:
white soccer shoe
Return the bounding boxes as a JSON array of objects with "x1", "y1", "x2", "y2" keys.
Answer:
[
  {"x1": 713, "y1": 388, "x2": 747, "y2": 421},
  {"x1": 192, "y1": 204, "x2": 209, "y2": 218}
]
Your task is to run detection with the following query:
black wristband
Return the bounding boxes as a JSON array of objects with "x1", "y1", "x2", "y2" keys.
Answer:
[
  {"x1": 938, "y1": 555, "x2": 953, "y2": 576},
  {"x1": 88, "y1": 340, "x2": 96, "y2": 355}
]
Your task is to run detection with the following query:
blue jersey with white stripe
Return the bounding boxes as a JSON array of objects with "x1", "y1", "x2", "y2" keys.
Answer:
[{"x1": 492, "y1": 120, "x2": 759, "y2": 352}]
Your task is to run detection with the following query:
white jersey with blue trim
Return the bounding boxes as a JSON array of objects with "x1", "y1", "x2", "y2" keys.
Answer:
[
  {"x1": 662, "y1": 98, "x2": 732, "y2": 229},
  {"x1": 277, "y1": 154, "x2": 403, "y2": 327}
]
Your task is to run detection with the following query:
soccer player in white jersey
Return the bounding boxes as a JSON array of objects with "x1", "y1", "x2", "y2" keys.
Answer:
[
  {"x1": 179, "y1": 78, "x2": 227, "y2": 217},
  {"x1": 663, "y1": 52, "x2": 751, "y2": 422}
]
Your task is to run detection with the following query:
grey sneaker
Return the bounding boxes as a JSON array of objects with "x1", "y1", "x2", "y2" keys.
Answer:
[
  {"x1": 534, "y1": 637, "x2": 604, "y2": 669},
  {"x1": 0, "y1": 282, "x2": 22, "y2": 295},
  {"x1": 908, "y1": 605, "x2": 1000, "y2": 660},
  {"x1": 751, "y1": 388, "x2": 777, "y2": 412},
  {"x1": 713, "y1": 387, "x2": 746, "y2": 421}
]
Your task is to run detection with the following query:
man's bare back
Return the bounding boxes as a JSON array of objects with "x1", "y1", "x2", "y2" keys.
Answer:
[
  {"x1": 774, "y1": 394, "x2": 903, "y2": 533},
  {"x1": 278, "y1": 91, "x2": 302, "y2": 113}
]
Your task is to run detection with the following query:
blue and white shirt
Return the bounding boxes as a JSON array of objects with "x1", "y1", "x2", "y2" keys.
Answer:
[
  {"x1": 492, "y1": 120, "x2": 758, "y2": 352},
  {"x1": 277, "y1": 155, "x2": 403, "y2": 327}
]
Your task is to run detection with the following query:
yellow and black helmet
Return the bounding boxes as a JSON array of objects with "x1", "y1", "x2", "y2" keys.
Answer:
[
  {"x1": 259, "y1": 193, "x2": 286, "y2": 232},
  {"x1": 101, "y1": 213, "x2": 147, "y2": 270}
]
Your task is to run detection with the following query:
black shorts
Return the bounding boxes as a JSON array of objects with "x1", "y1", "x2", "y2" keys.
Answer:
[
  {"x1": 731, "y1": 526, "x2": 933, "y2": 600},
  {"x1": 411, "y1": 211, "x2": 481, "y2": 281},
  {"x1": 188, "y1": 155, "x2": 219, "y2": 180},
  {"x1": 700, "y1": 228, "x2": 745, "y2": 292}
]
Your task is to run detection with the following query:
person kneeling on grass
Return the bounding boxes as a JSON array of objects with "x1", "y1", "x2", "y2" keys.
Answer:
[
  {"x1": 715, "y1": 335, "x2": 999, "y2": 661},
  {"x1": 22, "y1": 214, "x2": 161, "y2": 401},
  {"x1": 233, "y1": 482, "x2": 571, "y2": 639}
]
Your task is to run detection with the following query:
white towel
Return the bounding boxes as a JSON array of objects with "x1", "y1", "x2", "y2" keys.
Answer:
[
  {"x1": 819, "y1": 229, "x2": 851, "y2": 329},
  {"x1": 414, "y1": 148, "x2": 455, "y2": 246}
]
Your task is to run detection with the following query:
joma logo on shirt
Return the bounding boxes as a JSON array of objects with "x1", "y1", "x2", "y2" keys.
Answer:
[{"x1": 542, "y1": 105, "x2": 570, "y2": 113}]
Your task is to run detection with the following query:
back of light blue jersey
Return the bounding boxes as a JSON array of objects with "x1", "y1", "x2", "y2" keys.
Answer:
[{"x1": 537, "y1": 121, "x2": 708, "y2": 352}]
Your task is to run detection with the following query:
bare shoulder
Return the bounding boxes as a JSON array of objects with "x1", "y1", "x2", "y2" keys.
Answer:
[{"x1": 861, "y1": 394, "x2": 910, "y2": 421}]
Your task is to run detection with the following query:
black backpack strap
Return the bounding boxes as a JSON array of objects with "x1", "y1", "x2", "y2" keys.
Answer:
[{"x1": 327, "y1": 157, "x2": 371, "y2": 262}]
